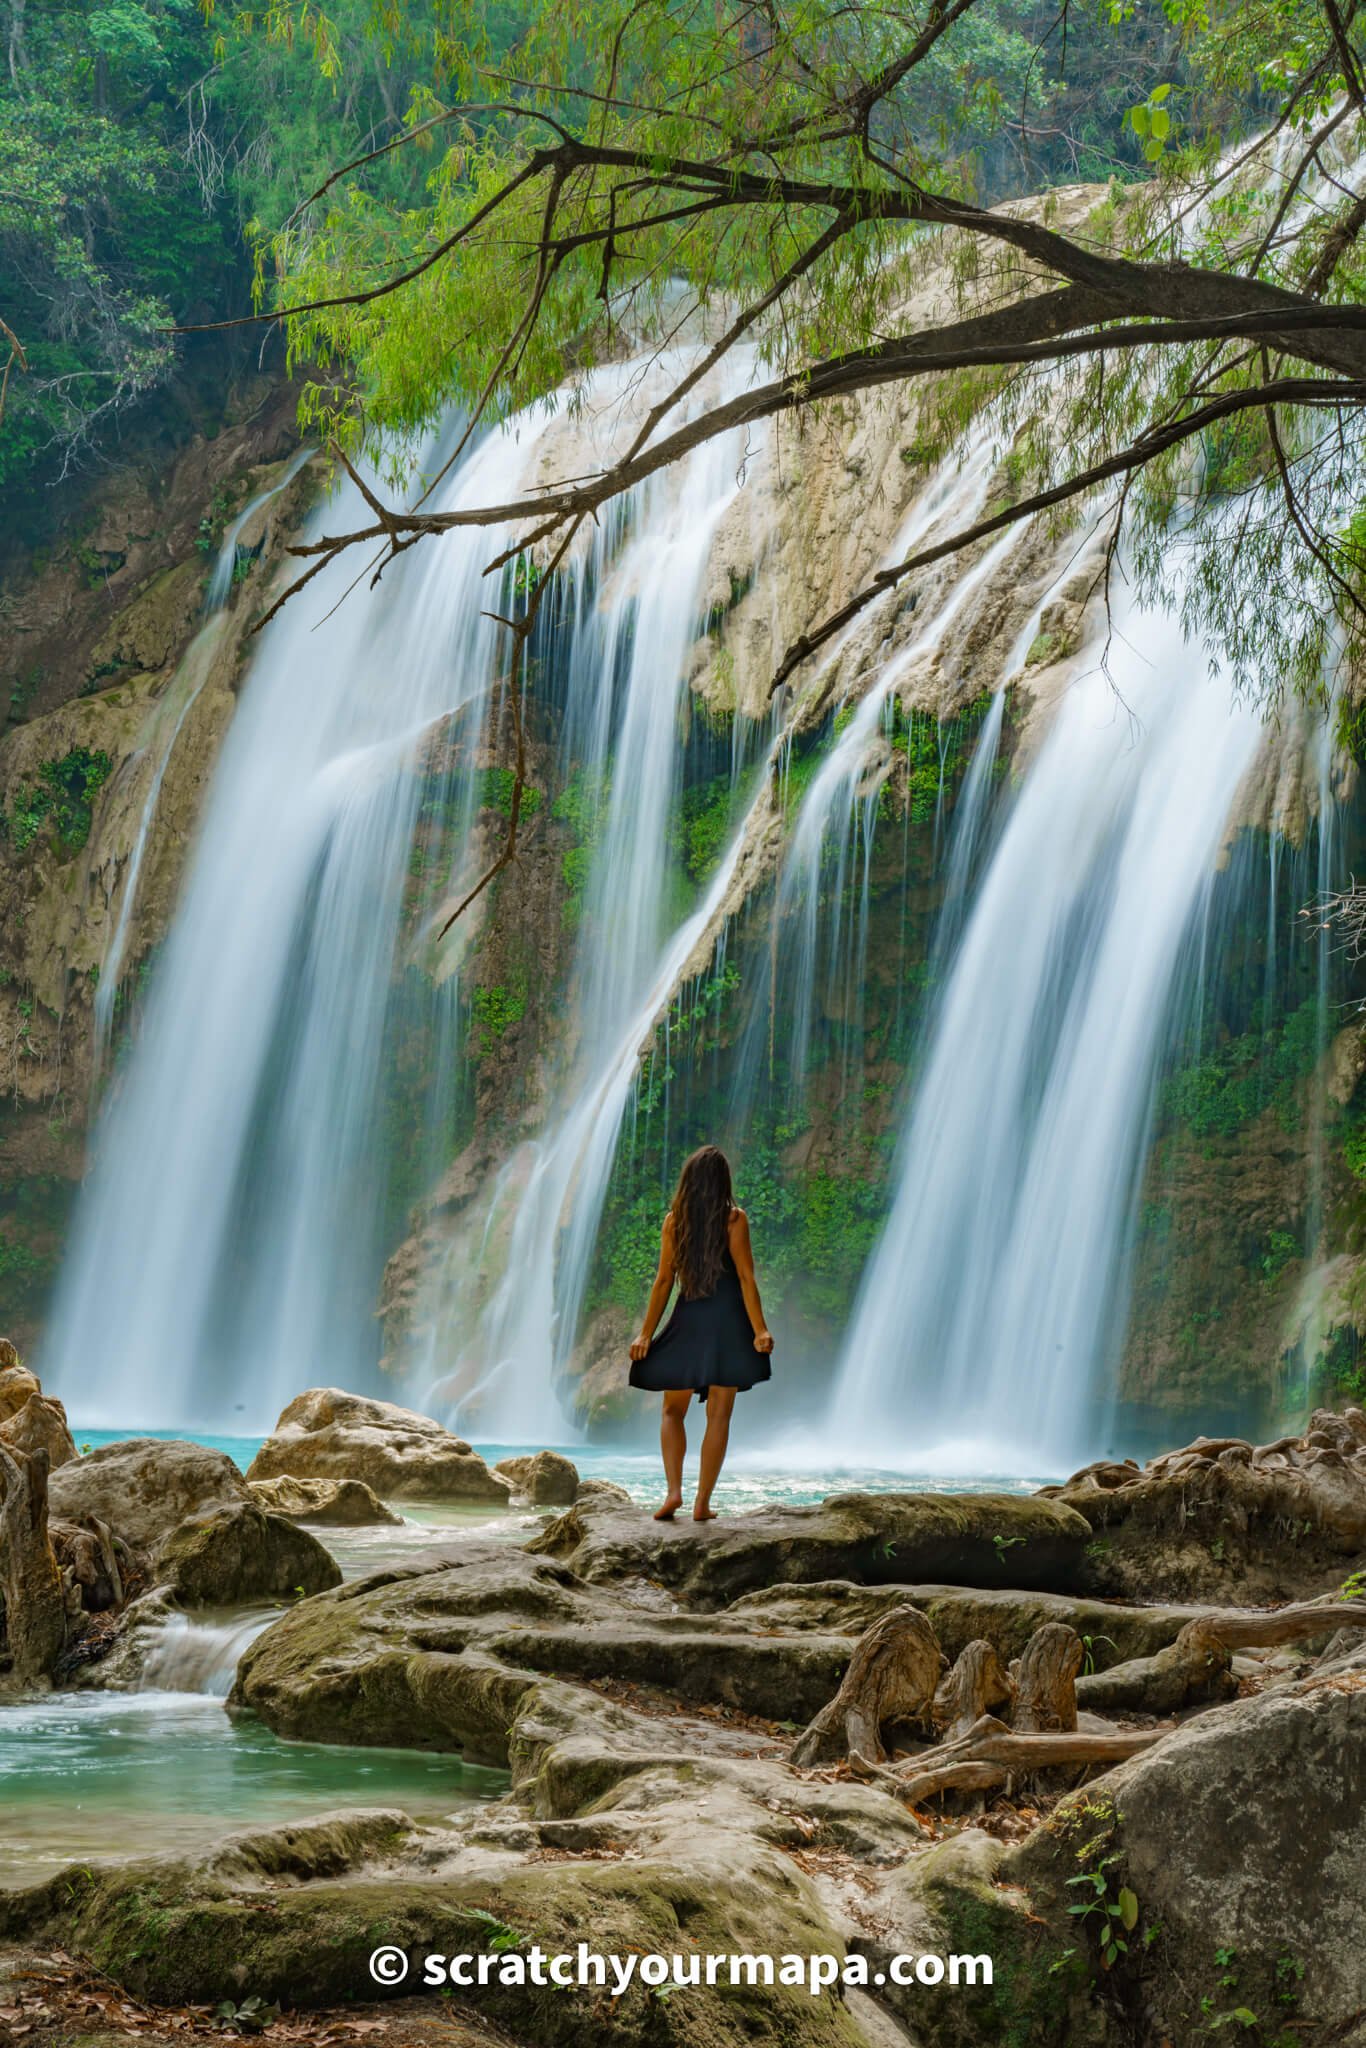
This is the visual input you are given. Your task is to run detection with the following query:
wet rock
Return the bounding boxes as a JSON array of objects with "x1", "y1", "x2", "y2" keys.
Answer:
[
  {"x1": 246, "y1": 1389, "x2": 512, "y2": 1504},
  {"x1": 528, "y1": 1491, "x2": 1093, "y2": 1605},
  {"x1": 575, "y1": 1477, "x2": 634, "y2": 1505},
  {"x1": 1049, "y1": 1405, "x2": 1366, "y2": 1600},
  {"x1": 494, "y1": 1450, "x2": 580, "y2": 1505},
  {"x1": 159, "y1": 1501, "x2": 341, "y2": 1607},
  {"x1": 247, "y1": 1474, "x2": 402, "y2": 1525},
  {"x1": 47, "y1": 1437, "x2": 249, "y2": 1554}
]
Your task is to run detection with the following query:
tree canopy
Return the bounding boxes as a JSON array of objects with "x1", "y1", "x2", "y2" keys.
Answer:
[{"x1": 196, "y1": 0, "x2": 1365, "y2": 713}]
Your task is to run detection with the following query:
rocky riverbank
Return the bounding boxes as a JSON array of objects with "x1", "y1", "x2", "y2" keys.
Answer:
[{"x1": 3, "y1": 1375, "x2": 1366, "y2": 2046}]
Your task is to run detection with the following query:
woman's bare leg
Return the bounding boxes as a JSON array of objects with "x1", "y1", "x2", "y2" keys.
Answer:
[
  {"x1": 656, "y1": 1391, "x2": 691, "y2": 1519},
  {"x1": 693, "y1": 1387, "x2": 735, "y2": 1520}
]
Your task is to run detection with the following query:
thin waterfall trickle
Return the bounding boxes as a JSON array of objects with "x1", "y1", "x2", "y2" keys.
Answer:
[{"x1": 829, "y1": 575, "x2": 1268, "y2": 1471}]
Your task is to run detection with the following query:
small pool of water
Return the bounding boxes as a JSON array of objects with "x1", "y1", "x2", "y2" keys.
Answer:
[{"x1": 0, "y1": 1689, "x2": 505, "y2": 1882}]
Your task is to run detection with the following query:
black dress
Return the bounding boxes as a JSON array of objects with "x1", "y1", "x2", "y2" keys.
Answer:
[{"x1": 628, "y1": 1250, "x2": 773, "y2": 1403}]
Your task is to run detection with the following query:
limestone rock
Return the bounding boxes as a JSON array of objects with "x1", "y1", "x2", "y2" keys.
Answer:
[
  {"x1": 528, "y1": 1490, "x2": 1093, "y2": 1606},
  {"x1": 48, "y1": 1437, "x2": 249, "y2": 1555},
  {"x1": 232, "y1": 1541, "x2": 860, "y2": 1755},
  {"x1": 245, "y1": 1388, "x2": 512, "y2": 1504},
  {"x1": 494, "y1": 1449, "x2": 580, "y2": 1505},
  {"x1": 0, "y1": 1390, "x2": 76, "y2": 1470},
  {"x1": 1004, "y1": 1671, "x2": 1366, "y2": 2042},
  {"x1": 0, "y1": 1354, "x2": 40, "y2": 1421},
  {"x1": 1048, "y1": 1404, "x2": 1366, "y2": 1600},
  {"x1": 247, "y1": 1474, "x2": 402, "y2": 1526},
  {"x1": 159, "y1": 1502, "x2": 341, "y2": 1607},
  {"x1": 575, "y1": 1477, "x2": 633, "y2": 1505}
]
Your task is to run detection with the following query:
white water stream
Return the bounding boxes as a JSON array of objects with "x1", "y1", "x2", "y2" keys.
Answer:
[{"x1": 830, "y1": 582, "x2": 1267, "y2": 1470}]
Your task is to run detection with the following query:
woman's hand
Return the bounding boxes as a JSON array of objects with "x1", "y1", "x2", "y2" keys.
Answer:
[
  {"x1": 629, "y1": 1334, "x2": 651, "y2": 1362},
  {"x1": 753, "y1": 1329, "x2": 774, "y2": 1354}
]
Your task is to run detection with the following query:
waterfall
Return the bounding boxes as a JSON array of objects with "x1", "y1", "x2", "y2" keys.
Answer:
[
  {"x1": 417, "y1": 358, "x2": 766, "y2": 1432},
  {"x1": 46, "y1": 415, "x2": 556, "y2": 1431},
  {"x1": 138, "y1": 1609, "x2": 271, "y2": 1696},
  {"x1": 828, "y1": 575, "x2": 1267, "y2": 1472},
  {"x1": 93, "y1": 448, "x2": 316, "y2": 1068},
  {"x1": 47, "y1": 354, "x2": 769, "y2": 1435}
]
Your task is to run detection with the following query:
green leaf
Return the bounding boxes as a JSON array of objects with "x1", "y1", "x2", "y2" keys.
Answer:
[{"x1": 1117, "y1": 1887, "x2": 1139, "y2": 1931}]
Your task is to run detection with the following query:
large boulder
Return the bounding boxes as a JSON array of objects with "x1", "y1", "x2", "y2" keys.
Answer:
[
  {"x1": 1049, "y1": 1405, "x2": 1366, "y2": 1600},
  {"x1": 997, "y1": 1667, "x2": 1366, "y2": 2043},
  {"x1": 528, "y1": 1491, "x2": 1093, "y2": 1606},
  {"x1": 47, "y1": 1437, "x2": 249, "y2": 1554},
  {"x1": 245, "y1": 1389, "x2": 511, "y2": 1504},
  {"x1": 159, "y1": 1501, "x2": 341, "y2": 1607},
  {"x1": 495, "y1": 1449, "x2": 580, "y2": 1506},
  {"x1": 247, "y1": 1474, "x2": 402, "y2": 1526},
  {"x1": 0, "y1": 1390, "x2": 76, "y2": 1471}
]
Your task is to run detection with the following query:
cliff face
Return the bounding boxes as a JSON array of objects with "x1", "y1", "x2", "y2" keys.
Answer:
[
  {"x1": 10, "y1": 228, "x2": 1366, "y2": 1448},
  {"x1": 0, "y1": 383, "x2": 311, "y2": 1351}
]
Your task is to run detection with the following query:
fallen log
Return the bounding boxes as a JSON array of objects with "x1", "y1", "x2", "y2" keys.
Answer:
[{"x1": 790, "y1": 1604, "x2": 945, "y2": 1767}]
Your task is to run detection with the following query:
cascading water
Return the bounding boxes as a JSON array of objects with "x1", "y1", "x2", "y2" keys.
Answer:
[
  {"x1": 418, "y1": 358, "x2": 768, "y2": 1432},
  {"x1": 828, "y1": 574, "x2": 1268, "y2": 1471},
  {"x1": 48, "y1": 353, "x2": 772, "y2": 1436},
  {"x1": 46, "y1": 416, "x2": 558, "y2": 1431}
]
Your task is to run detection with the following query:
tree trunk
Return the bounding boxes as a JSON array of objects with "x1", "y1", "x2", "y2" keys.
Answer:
[
  {"x1": 790, "y1": 1605, "x2": 945, "y2": 1767},
  {"x1": 0, "y1": 1440, "x2": 66, "y2": 1684},
  {"x1": 932, "y1": 1637, "x2": 1015, "y2": 1740},
  {"x1": 1012, "y1": 1622, "x2": 1082, "y2": 1733}
]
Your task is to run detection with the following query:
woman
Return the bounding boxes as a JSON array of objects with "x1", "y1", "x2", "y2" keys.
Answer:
[{"x1": 628, "y1": 1144, "x2": 774, "y2": 1522}]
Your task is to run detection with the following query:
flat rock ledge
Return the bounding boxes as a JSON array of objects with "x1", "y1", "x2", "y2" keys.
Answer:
[
  {"x1": 527, "y1": 1489, "x2": 1094, "y2": 1604},
  {"x1": 245, "y1": 1389, "x2": 512, "y2": 1504}
]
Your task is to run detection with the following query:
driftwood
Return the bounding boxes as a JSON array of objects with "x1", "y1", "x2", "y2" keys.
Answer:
[
  {"x1": 0, "y1": 1439, "x2": 66, "y2": 1683},
  {"x1": 932, "y1": 1637, "x2": 1014, "y2": 1740},
  {"x1": 1011, "y1": 1622, "x2": 1082, "y2": 1733},
  {"x1": 790, "y1": 1604, "x2": 946, "y2": 1766}
]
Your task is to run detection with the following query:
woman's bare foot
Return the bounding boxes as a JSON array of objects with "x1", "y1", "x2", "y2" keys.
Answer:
[
  {"x1": 692, "y1": 1502, "x2": 717, "y2": 1521},
  {"x1": 653, "y1": 1494, "x2": 683, "y2": 1521}
]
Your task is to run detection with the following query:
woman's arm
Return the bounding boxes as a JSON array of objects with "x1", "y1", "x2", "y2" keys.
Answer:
[
  {"x1": 629, "y1": 1215, "x2": 677, "y2": 1361},
  {"x1": 728, "y1": 1208, "x2": 774, "y2": 1353}
]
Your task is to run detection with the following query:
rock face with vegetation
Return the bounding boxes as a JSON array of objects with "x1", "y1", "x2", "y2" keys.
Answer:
[
  {"x1": 5, "y1": 1419, "x2": 1366, "y2": 2045},
  {"x1": 246, "y1": 1388, "x2": 513, "y2": 1503}
]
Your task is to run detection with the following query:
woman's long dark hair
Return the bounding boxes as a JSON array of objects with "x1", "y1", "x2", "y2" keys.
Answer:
[{"x1": 669, "y1": 1145, "x2": 733, "y2": 1298}]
